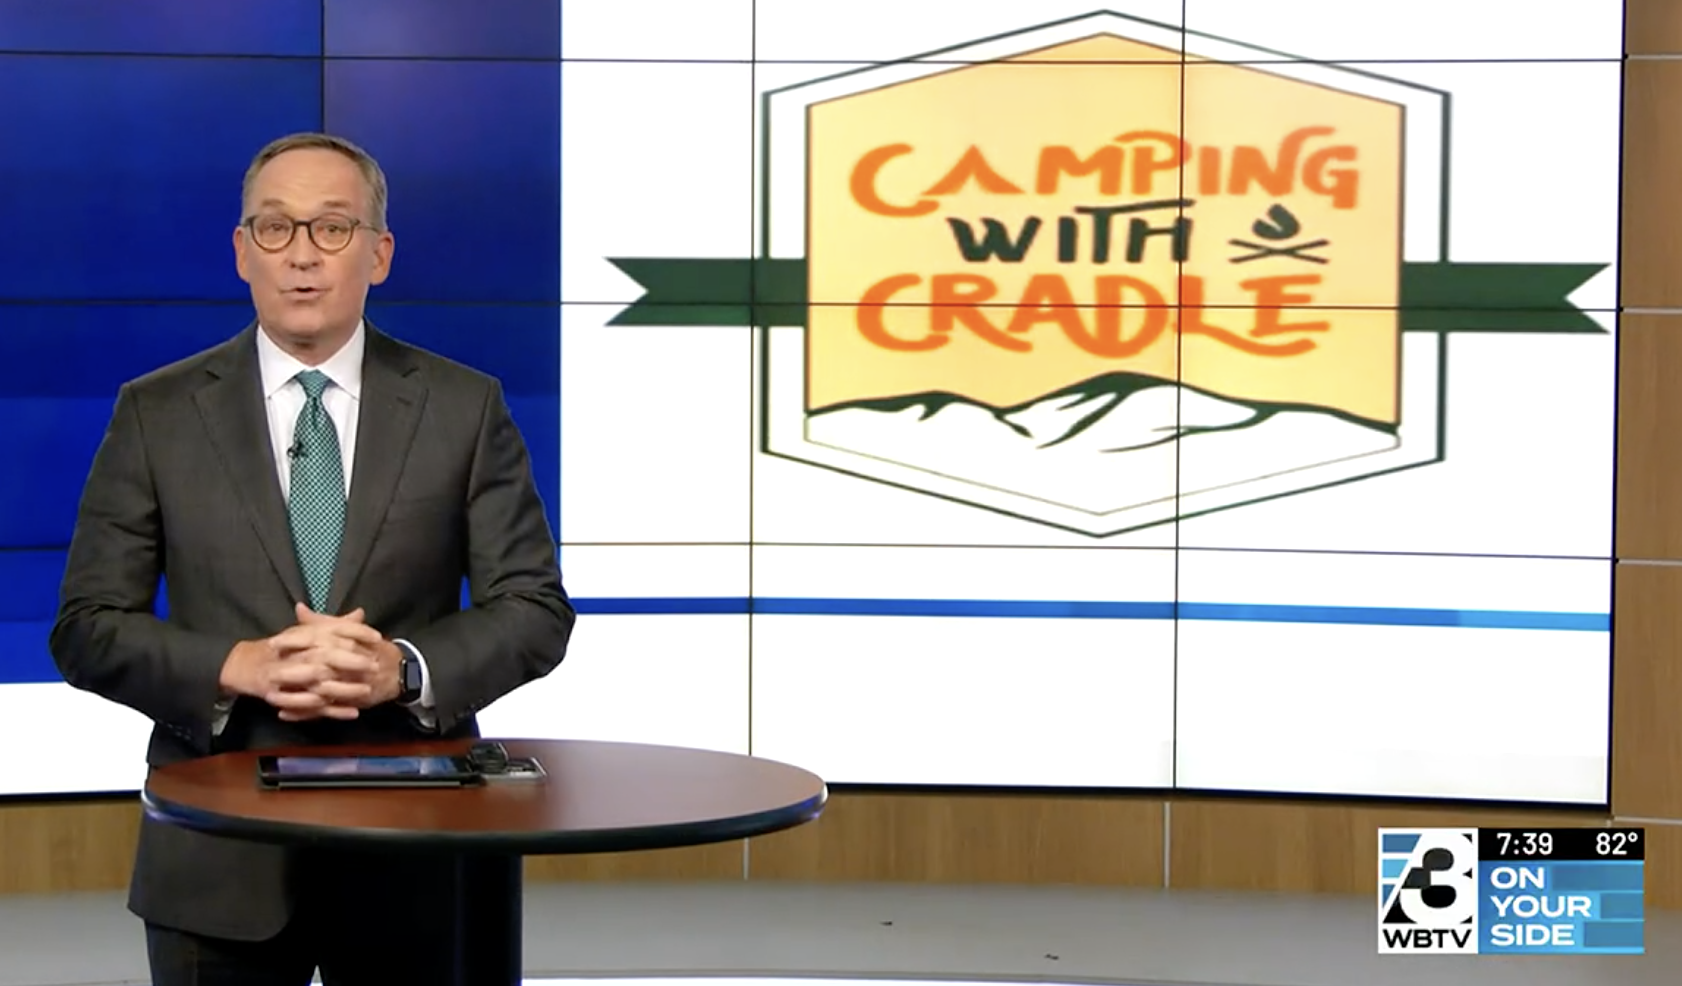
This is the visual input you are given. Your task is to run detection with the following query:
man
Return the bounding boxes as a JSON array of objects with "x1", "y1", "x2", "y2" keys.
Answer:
[{"x1": 50, "y1": 132, "x2": 575, "y2": 984}]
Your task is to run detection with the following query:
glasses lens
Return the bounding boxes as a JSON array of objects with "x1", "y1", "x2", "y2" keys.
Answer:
[
  {"x1": 310, "y1": 217, "x2": 356, "y2": 251},
  {"x1": 250, "y1": 216, "x2": 295, "y2": 250}
]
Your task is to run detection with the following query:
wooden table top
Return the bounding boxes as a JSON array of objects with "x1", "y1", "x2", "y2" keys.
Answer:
[{"x1": 141, "y1": 738, "x2": 827, "y2": 854}]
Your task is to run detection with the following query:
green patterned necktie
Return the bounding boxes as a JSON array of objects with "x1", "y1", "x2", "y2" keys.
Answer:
[{"x1": 287, "y1": 369, "x2": 346, "y2": 611}]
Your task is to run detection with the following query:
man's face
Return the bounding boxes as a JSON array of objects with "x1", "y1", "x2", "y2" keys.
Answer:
[{"x1": 234, "y1": 147, "x2": 394, "y2": 358}]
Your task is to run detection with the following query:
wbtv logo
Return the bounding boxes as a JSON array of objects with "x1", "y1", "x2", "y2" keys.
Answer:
[{"x1": 1378, "y1": 828, "x2": 1479, "y2": 954}]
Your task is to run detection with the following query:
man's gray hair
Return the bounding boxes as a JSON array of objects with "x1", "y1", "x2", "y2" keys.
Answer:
[{"x1": 241, "y1": 132, "x2": 389, "y2": 230}]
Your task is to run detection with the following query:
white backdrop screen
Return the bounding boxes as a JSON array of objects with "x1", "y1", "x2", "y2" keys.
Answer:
[{"x1": 0, "y1": 0, "x2": 1621, "y2": 803}]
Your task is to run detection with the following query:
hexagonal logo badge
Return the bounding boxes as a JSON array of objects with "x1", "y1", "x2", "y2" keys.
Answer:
[{"x1": 609, "y1": 11, "x2": 1605, "y2": 537}]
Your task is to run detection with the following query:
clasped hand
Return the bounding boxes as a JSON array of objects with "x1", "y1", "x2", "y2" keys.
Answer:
[{"x1": 236, "y1": 602, "x2": 403, "y2": 722}]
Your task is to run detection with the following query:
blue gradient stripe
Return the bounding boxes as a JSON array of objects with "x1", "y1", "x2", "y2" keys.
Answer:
[
  {"x1": 0, "y1": 598, "x2": 1609, "y2": 685},
  {"x1": 570, "y1": 597, "x2": 1606, "y2": 631}
]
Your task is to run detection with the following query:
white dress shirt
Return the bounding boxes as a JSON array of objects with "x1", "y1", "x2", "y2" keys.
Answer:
[
  {"x1": 258, "y1": 318, "x2": 364, "y2": 506},
  {"x1": 210, "y1": 323, "x2": 435, "y2": 734}
]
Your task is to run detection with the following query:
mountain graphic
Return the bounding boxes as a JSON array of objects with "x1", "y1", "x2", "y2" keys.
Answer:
[
  {"x1": 806, "y1": 373, "x2": 1399, "y2": 515},
  {"x1": 817, "y1": 372, "x2": 1394, "y2": 452}
]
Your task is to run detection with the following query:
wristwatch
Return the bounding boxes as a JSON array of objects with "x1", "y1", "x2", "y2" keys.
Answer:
[{"x1": 396, "y1": 648, "x2": 423, "y2": 705}]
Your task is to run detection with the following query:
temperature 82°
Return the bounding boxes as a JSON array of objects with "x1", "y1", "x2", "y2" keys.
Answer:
[{"x1": 1596, "y1": 829, "x2": 1645, "y2": 860}]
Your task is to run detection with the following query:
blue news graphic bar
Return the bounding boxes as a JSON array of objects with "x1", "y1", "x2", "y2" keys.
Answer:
[
  {"x1": 1599, "y1": 893, "x2": 1645, "y2": 919},
  {"x1": 1545, "y1": 863, "x2": 1646, "y2": 893},
  {"x1": 1583, "y1": 921, "x2": 1645, "y2": 949}
]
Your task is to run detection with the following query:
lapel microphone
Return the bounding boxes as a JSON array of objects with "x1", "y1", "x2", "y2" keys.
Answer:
[{"x1": 287, "y1": 439, "x2": 305, "y2": 460}]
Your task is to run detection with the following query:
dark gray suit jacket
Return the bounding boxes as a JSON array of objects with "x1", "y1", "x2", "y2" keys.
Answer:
[{"x1": 49, "y1": 322, "x2": 575, "y2": 941}]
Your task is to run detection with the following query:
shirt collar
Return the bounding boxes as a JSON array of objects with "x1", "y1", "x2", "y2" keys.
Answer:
[{"x1": 256, "y1": 321, "x2": 366, "y2": 401}]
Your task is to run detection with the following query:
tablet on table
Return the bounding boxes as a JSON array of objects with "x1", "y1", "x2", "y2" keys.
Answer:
[{"x1": 256, "y1": 754, "x2": 482, "y2": 789}]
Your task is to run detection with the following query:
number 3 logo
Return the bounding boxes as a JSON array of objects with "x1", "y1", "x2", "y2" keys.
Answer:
[{"x1": 1398, "y1": 831, "x2": 1477, "y2": 926}]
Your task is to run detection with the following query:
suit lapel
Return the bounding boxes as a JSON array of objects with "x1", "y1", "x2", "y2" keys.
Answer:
[
  {"x1": 324, "y1": 325, "x2": 425, "y2": 615},
  {"x1": 193, "y1": 326, "x2": 310, "y2": 606}
]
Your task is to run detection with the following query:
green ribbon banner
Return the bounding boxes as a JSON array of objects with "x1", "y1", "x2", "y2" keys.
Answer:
[{"x1": 606, "y1": 258, "x2": 1608, "y2": 334}]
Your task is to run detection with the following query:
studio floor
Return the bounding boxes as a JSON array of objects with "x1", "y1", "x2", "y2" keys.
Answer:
[{"x1": 0, "y1": 881, "x2": 1676, "y2": 986}]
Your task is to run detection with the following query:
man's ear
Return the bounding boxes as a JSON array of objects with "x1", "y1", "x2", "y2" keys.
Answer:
[
  {"x1": 369, "y1": 230, "x2": 395, "y2": 286},
  {"x1": 233, "y1": 226, "x2": 252, "y2": 284}
]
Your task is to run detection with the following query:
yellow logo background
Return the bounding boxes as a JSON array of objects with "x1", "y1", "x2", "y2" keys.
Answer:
[{"x1": 807, "y1": 35, "x2": 1404, "y2": 424}]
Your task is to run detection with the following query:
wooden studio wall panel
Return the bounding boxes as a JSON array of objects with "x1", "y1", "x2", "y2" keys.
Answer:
[
  {"x1": 526, "y1": 841, "x2": 744, "y2": 882},
  {"x1": 1636, "y1": 824, "x2": 1682, "y2": 910},
  {"x1": 1627, "y1": 0, "x2": 1682, "y2": 55},
  {"x1": 746, "y1": 792, "x2": 1166, "y2": 887},
  {"x1": 0, "y1": 800, "x2": 139, "y2": 895},
  {"x1": 1611, "y1": 0, "x2": 1682, "y2": 912},
  {"x1": 1610, "y1": 563, "x2": 1682, "y2": 821},
  {"x1": 10, "y1": 795, "x2": 1682, "y2": 909},
  {"x1": 1620, "y1": 61, "x2": 1682, "y2": 311},
  {"x1": 1612, "y1": 3, "x2": 1682, "y2": 909},
  {"x1": 1614, "y1": 316, "x2": 1682, "y2": 559},
  {"x1": 1166, "y1": 801, "x2": 1609, "y2": 895}
]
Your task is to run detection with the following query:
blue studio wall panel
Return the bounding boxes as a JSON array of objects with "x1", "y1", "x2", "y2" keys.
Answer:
[
  {"x1": 326, "y1": 0, "x2": 562, "y2": 59},
  {"x1": 0, "y1": 0, "x2": 321, "y2": 56},
  {"x1": 0, "y1": 550, "x2": 63, "y2": 623},
  {"x1": 366, "y1": 304, "x2": 561, "y2": 532},
  {"x1": 0, "y1": 56, "x2": 321, "y2": 300},
  {"x1": 0, "y1": 0, "x2": 566, "y2": 711},
  {"x1": 0, "y1": 304, "x2": 272, "y2": 548},
  {"x1": 0, "y1": 623, "x2": 59, "y2": 685},
  {"x1": 2, "y1": 396, "x2": 128, "y2": 549},
  {"x1": 505, "y1": 395, "x2": 561, "y2": 537},
  {"x1": 363, "y1": 305, "x2": 560, "y2": 398},
  {"x1": 324, "y1": 60, "x2": 563, "y2": 302},
  {"x1": 0, "y1": 304, "x2": 262, "y2": 398}
]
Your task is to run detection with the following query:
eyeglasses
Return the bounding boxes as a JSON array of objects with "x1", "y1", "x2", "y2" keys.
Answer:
[{"x1": 242, "y1": 213, "x2": 377, "y2": 253}]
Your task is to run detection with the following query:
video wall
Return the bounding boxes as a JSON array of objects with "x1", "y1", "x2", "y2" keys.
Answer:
[{"x1": 0, "y1": 0, "x2": 1623, "y2": 803}]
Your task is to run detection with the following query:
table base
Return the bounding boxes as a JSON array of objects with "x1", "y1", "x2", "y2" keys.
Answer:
[{"x1": 450, "y1": 854, "x2": 522, "y2": 985}]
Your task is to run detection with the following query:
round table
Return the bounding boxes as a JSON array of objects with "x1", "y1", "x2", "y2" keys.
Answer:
[{"x1": 141, "y1": 738, "x2": 827, "y2": 985}]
